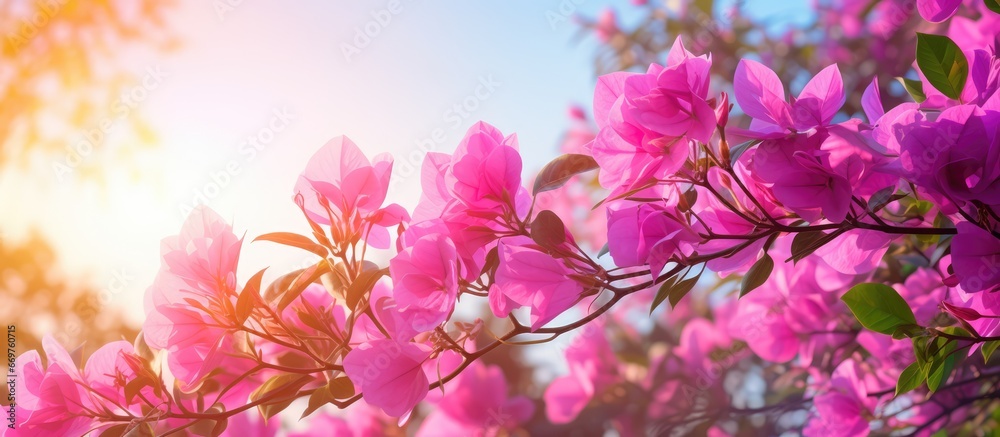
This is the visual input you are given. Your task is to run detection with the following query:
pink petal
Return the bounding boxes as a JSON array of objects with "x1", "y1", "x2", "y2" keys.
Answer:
[
  {"x1": 794, "y1": 64, "x2": 845, "y2": 128},
  {"x1": 734, "y1": 59, "x2": 792, "y2": 128},
  {"x1": 861, "y1": 77, "x2": 884, "y2": 123},
  {"x1": 917, "y1": 0, "x2": 962, "y2": 22}
]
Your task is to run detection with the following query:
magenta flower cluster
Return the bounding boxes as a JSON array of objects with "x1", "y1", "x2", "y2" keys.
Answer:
[{"x1": 6, "y1": 1, "x2": 1000, "y2": 435}]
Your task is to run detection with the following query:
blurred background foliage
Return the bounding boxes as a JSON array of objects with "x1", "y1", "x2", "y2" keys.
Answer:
[
  {"x1": 574, "y1": 0, "x2": 936, "y2": 118},
  {"x1": 0, "y1": 232, "x2": 137, "y2": 358},
  {"x1": 0, "y1": 0, "x2": 178, "y2": 176},
  {"x1": 1, "y1": 0, "x2": 178, "y2": 360}
]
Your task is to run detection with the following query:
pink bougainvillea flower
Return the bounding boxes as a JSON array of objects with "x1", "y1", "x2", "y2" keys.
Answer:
[
  {"x1": 952, "y1": 222, "x2": 1000, "y2": 292},
  {"x1": 606, "y1": 200, "x2": 701, "y2": 275},
  {"x1": 417, "y1": 361, "x2": 534, "y2": 437},
  {"x1": 593, "y1": 8, "x2": 619, "y2": 43},
  {"x1": 805, "y1": 360, "x2": 872, "y2": 437},
  {"x1": 729, "y1": 237, "x2": 854, "y2": 363},
  {"x1": 12, "y1": 336, "x2": 95, "y2": 436},
  {"x1": 733, "y1": 60, "x2": 844, "y2": 137},
  {"x1": 411, "y1": 123, "x2": 530, "y2": 278},
  {"x1": 82, "y1": 341, "x2": 149, "y2": 409},
  {"x1": 158, "y1": 205, "x2": 242, "y2": 300},
  {"x1": 607, "y1": 202, "x2": 687, "y2": 267},
  {"x1": 297, "y1": 136, "x2": 392, "y2": 217},
  {"x1": 689, "y1": 167, "x2": 786, "y2": 275},
  {"x1": 589, "y1": 37, "x2": 715, "y2": 193},
  {"x1": 676, "y1": 318, "x2": 734, "y2": 376},
  {"x1": 445, "y1": 121, "x2": 523, "y2": 212},
  {"x1": 812, "y1": 228, "x2": 893, "y2": 275},
  {"x1": 962, "y1": 50, "x2": 1000, "y2": 107},
  {"x1": 916, "y1": 0, "x2": 961, "y2": 23},
  {"x1": 897, "y1": 105, "x2": 1000, "y2": 208},
  {"x1": 544, "y1": 323, "x2": 620, "y2": 424},
  {"x1": 949, "y1": 270, "x2": 1000, "y2": 349},
  {"x1": 389, "y1": 231, "x2": 461, "y2": 335},
  {"x1": 861, "y1": 78, "x2": 885, "y2": 124},
  {"x1": 219, "y1": 410, "x2": 279, "y2": 437},
  {"x1": 290, "y1": 402, "x2": 391, "y2": 437},
  {"x1": 295, "y1": 136, "x2": 407, "y2": 249},
  {"x1": 490, "y1": 236, "x2": 587, "y2": 331},
  {"x1": 893, "y1": 268, "x2": 949, "y2": 324},
  {"x1": 142, "y1": 206, "x2": 257, "y2": 395},
  {"x1": 343, "y1": 339, "x2": 432, "y2": 418},
  {"x1": 750, "y1": 120, "x2": 895, "y2": 223}
]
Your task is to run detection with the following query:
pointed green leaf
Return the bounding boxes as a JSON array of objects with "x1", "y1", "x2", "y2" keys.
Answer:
[
  {"x1": 728, "y1": 139, "x2": 762, "y2": 164},
  {"x1": 982, "y1": 340, "x2": 1000, "y2": 362},
  {"x1": 530, "y1": 210, "x2": 567, "y2": 250},
  {"x1": 739, "y1": 254, "x2": 773, "y2": 298},
  {"x1": 895, "y1": 362, "x2": 924, "y2": 397},
  {"x1": 533, "y1": 154, "x2": 599, "y2": 195},
  {"x1": 896, "y1": 77, "x2": 927, "y2": 103},
  {"x1": 254, "y1": 232, "x2": 328, "y2": 258},
  {"x1": 915, "y1": 33, "x2": 968, "y2": 100},
  {"x1": 841, "y1": 283, "x2": 917, "y2": 335},
  {"x1": 984, "y1": 0, "x2": 1000, "y2": 15}
]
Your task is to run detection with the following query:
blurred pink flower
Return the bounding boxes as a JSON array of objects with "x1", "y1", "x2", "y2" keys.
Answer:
[
  {"x1": 143, "y1": 206, "x2": 256, "y2": 394},
  {"x1": 544, "y1": 324, "x2": 620, "y2": 424},
  {"x1": 805, "y1": 360, "x2": 872, "y2": 437},
  {"x1": 417, "y1": 361, "x2": 533, "y2": 437}
]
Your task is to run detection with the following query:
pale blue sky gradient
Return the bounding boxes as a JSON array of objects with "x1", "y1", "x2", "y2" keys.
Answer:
[{"x1": 2, "y1": 1, "x2": 811, "y2": 324}]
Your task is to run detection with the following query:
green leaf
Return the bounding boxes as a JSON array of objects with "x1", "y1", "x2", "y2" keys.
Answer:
[
  {"x1": 251, "y1": 374, "x2": 312, "y2": 420},
  {"x1": 892, "y1": 323, "x2": 924, "y2": 340},
  {"x1": 254, "y1": 232, "x2": 329, "y2": 258},
  {"x1": 300, "y1": 377, "x2": 354, "y2": 420},
  {"x1": 597, "y1": 243, "x2": 610, "y2": 258},
  {"x1": 983, "y1": 340, "x2": 1000, "y2": 362},
  {"x1": 328, "y1": 376, "x2": 355, "y2": 399},
  {"x1": 532, "y1": 154, "x2": 599, "y2": 195},
  {"x1": 915, "y1": 33, "x2": 968, "y2": 100},
  {"x1": 530, "y1": 210, "x2": 567, "y2": 250},
  {"x1": 788, "y1": 230, "x2": 842, "y2": 263},
  {"x1": 651, "y1": 269, "x2": 702, "y2": 313},
  {"x1": 236, "y1": 268, "x2": 266, "y2": 325},
  {"x1": 669, "y1": 274, "x2": 701, "y2": 307},
  {"x1": 896, "y1": 77, "x2": 927, "y2": 103},
  {"x1": 895, "y1": 362, "x2": 924, "y2": 397},
  {"x1": 345, "y1": 266, "x2": 387, "y2": 311},
  {"x1": 984, "y1": 0, "x2": 1000, "y2": 14},
  {"x1": 917, "y1": 327, "x2": 969, "y2": 393},
  {"x1": 924, "y1": 340, "x2": 957, "y2": 392},
  {"x1": 275, "y1": 261, "x2": 333, "y2": 312},
  {"x1": 841, "y1": 283, "x2": 918, "y2": 335},
  {"x1": 739, "y1": 255, "x2": 773, "y2": 298},
  {"x1": 650, "y1": 276, "x2": 678, "y2": 314},
  {"x1": 728, "y1": 139, "x2": 762, "y2": 164}
]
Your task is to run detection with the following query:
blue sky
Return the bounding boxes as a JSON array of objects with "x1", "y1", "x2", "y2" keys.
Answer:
[{"x1": 2, "y1": 0, "x2": 812, "y2": 323}]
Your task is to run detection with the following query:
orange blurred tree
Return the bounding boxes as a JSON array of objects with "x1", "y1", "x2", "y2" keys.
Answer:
[
  {"x1": 0, "y1": 0, "x2": 180, "y2": 361},
  {"x1": 1, "y1": 0, "x2": 178, "y2": 178}
]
